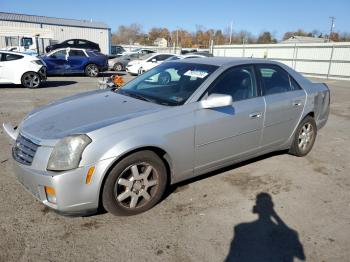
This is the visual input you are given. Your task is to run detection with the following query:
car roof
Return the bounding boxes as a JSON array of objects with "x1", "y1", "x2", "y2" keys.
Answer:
[
  {"x1": 52, "y1": 47, "x2": 86, "y2": 51},
  {"x1": 0, "y1": 50, "x2": 31, "y2": 56},
  {"x1": 171, "y1": 57, "x2": 282, "y2": 67}
]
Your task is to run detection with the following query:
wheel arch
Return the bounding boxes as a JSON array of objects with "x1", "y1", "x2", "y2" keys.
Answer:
[
  {"x1": 21, "y1": 71, "x2": 41, "y2": 87},
  {"x1": 98, "y1": 146, "x2": 173, "y2": 209}
]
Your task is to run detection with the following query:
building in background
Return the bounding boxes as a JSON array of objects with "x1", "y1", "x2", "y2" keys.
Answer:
[
  {"x1": 154, "y1": 37, "x2": 168, "y2": 48},
  {"x1": 0, "y1": 12, "x2": 111, "y2": 54},
  {"x1": 281, "y1": 35, "x2": 330, "y2": 43}
]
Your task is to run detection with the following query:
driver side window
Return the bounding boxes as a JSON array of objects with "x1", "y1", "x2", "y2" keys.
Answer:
[
  {"x1": 208, "y1": 66, "x2": 257, "y2": 102},
  {"x1": 50, "y1": 50, "x2": 66, "y2": 58}
]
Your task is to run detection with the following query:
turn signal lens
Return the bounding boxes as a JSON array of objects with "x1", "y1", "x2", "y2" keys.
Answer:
[
  {"x1": 44, "y1": 186, "x2": 57, "y2": 204},
  {"x1": 86, "y1": 166, "x2": 95, "y2": 184}
]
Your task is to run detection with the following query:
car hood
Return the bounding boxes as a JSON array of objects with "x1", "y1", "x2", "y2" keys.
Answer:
[{"x1": 20, "y1": 89, "x2": 164, "y2": 141}]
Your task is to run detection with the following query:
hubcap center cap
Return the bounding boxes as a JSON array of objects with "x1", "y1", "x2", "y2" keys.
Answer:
[{"x1": 133, "y1": 181, "x2": 142, "y2": 191}]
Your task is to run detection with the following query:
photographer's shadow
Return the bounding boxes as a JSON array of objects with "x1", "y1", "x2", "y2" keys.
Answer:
[{"x1": 225, "y1": 193, "x2": 305, "y2": 262}]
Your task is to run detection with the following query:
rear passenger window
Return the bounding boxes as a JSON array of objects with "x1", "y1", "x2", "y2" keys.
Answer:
[
  {"x1": 69, "y1": 50, "x2": 86, "y2": 57},
  {"x1": 258, "y1": 65, "x2": 294, "y2": 95},
  {"x1": 1, "y1": 53, "x2": 23, "y2": 61},
  {"x1": 208, "y1": 66, "x2": 257, "y2": 101}
]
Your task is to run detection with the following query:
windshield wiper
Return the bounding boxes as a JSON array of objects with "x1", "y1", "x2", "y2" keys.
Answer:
[{"x1": 119, "y1": 91, "x2": 154, "y2": 103}]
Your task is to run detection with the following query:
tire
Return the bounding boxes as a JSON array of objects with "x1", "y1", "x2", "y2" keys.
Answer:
[
  {"x1": 102, "y1": 150, "x2": 168, "y2": 216},
  {"x1": 85, "y1": 63, "x2": 99, "y2": 77},
  {"x1": 289, "y1": 115, "x2": 317, "y2": 157},
  {"x1": 21, "y1": 72, "x2": 41, "y2": 88},
  {"x1": 113, "y1": 63, "x2": 123, "y2": 71}
]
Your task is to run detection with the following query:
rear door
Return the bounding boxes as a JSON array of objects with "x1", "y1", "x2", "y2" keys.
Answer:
[
  {"x1": 194, "y1": 65, "x2": 265, "y2": 173},
  {"x1": 256, "y1": 64, "x2": 306, "y2": 148}
]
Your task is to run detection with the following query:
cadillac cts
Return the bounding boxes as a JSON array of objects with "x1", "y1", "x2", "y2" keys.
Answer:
[{"x1": 3, "y1": 58, "x2": 330, "y2": 216}]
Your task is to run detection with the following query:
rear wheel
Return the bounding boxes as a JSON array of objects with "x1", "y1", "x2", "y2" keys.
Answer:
[
  {"x1": 113, "y1": 63, "x2": 123, "y2": 71},
  {"x1": 21, "y1": 72, "x2": 41, "y2": 88},
  {"x1": 289, "y1": 116, "x2": 317, "y2": 157},
  {"x1": 102, "y1": 151, "x2": 167, "y2": 216},
  {"x1": 85, "y1": 64, "x2": 99, "y2": 77}
]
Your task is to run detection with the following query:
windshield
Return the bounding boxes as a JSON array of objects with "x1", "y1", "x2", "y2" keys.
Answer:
[{"x1": 116, "y1": 62, "x2": 218, "y2": 106}]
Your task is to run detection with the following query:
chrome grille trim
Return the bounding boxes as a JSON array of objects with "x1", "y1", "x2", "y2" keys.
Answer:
[{"x1": 12, "y1": 134, "x2": 39, "y2": 165}]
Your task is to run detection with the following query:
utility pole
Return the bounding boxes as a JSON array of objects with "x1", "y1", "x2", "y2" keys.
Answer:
[
  {"x1": 176, "y1": 29, "x2": 179, "y2": 52},
  {"x1": 229, "y1": 21, "x2": 233, "y2": 44},
  {"x1": 329, "y1": 16, "x2": 335, "y2": 42}
]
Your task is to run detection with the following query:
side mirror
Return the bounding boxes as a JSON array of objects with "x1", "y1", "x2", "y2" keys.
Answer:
[
  {"x1": 200, "y1": 94, "x2": 232, "y2": 109},
  {"x1": 151, "y1": 58, "x2": 157, "y2": 63}
]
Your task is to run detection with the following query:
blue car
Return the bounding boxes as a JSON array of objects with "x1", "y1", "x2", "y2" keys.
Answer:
[{"x1": 42, "y1": 48, "x2": 108, "y2": 77}]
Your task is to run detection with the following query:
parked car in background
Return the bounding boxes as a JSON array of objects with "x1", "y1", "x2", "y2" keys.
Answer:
[
  {"x1": 108, "y1": 53, "x2": 143, "y2": 71},
  {"x1": 126, "y1": 53, "x2": 175, "y2": 75},
  {"x1": 164, "y1": 54, "x2": 209, "y2": 61},
  {"x1": 124, "y1": 48, "x2": 155, "y2": 55},
  {"x1": 3, "y1": 58, "x2": 330, "y2": 216},
  {"x1": 111, "y1": 45, "x2": 126, "y2": 56},
  {"x1": 41, "y1": 48, "x2": 108, "y2": 77},
  {"x1": 45, "y1": 39, "x2": 100, "y2": 53},
  {"x1": 187, "y1": 51, "x2": 213, "y2": 57},
  {"x1": 0, "y1": 50, "x2": 46, "y2": 88}
]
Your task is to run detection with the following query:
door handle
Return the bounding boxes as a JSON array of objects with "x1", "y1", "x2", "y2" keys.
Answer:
[
  {"x1": 249, "y1": 112, "x2": 262, "y2": 118},
  {"x1": 292, "y1": 100, "x2": 302, "y2": 106}
]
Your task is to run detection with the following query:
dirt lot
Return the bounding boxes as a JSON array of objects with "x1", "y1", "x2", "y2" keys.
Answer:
[{"x1": 0, "y1": 75, "x2": 349, "y2": 262}]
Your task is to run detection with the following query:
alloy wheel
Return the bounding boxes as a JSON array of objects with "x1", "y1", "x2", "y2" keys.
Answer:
[
  {"x1": 114, "y1": 162, "x2": 159, "y2": 209},
  {"x1": 22, "y1": 72, "x2": 40, "y2": 88},
  {"x1": 298, "y1": 123, "x2": 314, "y2": 152},
  {"x1": 86, "y1": 64, "x2": 99, "y2": 77}
]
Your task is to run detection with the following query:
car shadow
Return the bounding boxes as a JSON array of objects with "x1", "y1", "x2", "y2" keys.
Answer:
[
  {"x1": 41, "y1": 80, "x2": 77, "y2": 88},
  {"x1": 224, "y1": 192, "x2": 305, "y2": 262},
  {"x1": 0, "y1": 81, "x2": 77, "y2": 89}
]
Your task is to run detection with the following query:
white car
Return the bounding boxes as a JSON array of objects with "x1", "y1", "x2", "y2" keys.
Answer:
[
  {"x1": 0, "y1": 51, "x2": 46, "y2": 88},
  {"x1": 126, "y1": 53, "x2": 175, "y2": 75}
]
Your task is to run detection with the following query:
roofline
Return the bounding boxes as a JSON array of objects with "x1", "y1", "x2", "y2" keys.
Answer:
[{"x1": 0, "y1": 12, "x2": 110, "y2": 30}]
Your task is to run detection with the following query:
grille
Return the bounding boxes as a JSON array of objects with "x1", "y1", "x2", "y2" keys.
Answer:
[{"x1": 12, "y1": 134, "x2": 39, "y2": 165}]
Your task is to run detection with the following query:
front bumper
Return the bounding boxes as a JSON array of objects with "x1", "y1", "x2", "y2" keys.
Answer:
[{"x1": 12, "y1": 157, "x2": 113, "y2": 216}]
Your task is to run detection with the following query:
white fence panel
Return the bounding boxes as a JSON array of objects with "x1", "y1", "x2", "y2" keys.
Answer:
[{"x1": 212, "y1": 42, "x2": 350, "y2": 80}]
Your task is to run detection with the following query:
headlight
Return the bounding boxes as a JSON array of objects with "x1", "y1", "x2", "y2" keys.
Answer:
[
  {"x1": 31, "y1": 60, "x2": 43, "y2": 66},
  {"x1": 47, "y1": 134, "x2": 92, "y2": 171}
]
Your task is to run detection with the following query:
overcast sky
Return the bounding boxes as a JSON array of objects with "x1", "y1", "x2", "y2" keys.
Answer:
[{"x1": 1, "y1": 0, "x2": 349, "y2": 39}]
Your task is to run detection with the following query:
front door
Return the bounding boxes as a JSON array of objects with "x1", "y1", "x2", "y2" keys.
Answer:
[
  {"x1": 67, "y1": 49, "x2": 88, "y2": 73},
  {"x1": 45, "y1": 49, "x2": 69, "y2": 74},
  {"x1": 194, "y1": 65, "x2": 265, "y2": 174}
]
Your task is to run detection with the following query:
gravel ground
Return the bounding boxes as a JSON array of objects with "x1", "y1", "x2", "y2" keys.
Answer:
[{"x1": 0, "y1": 74, "x2": 349, "y2": 262}]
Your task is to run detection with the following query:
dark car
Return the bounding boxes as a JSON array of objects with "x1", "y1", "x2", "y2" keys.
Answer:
[
  {"x1": 42, "y1": 48, "x2": 108, "y2": 77},
  {"x1": 45, "y1": 39, "x2": 100, "y2": 53},
  {"x1": 111, "y1": 45, "x2": 126, "y2": 56},
  {"x1": 108, "y1": 53, "x2": 143, "y2": 71}
]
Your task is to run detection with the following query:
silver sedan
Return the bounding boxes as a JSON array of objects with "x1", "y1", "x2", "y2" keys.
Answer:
[{"x1": 3, "y1": 58, "x2": 330, "y2": 216}]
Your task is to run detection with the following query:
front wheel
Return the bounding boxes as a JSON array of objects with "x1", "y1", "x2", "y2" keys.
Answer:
[
  {"x1": 113, "y1": 63, "x2": 123, "y2": 71},
  {"x1": 102, "y1": 151, "x2": 167, "y2": 216},
  {"x1": 289, "y1": 116, "x2": 317, "y2": 157},
  {"x1": 21, "y1": 72, "x2": 41, "y2": 88},
  {"x1": 85, "y1": 64, "x2": 99, "y2": 77}
]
